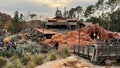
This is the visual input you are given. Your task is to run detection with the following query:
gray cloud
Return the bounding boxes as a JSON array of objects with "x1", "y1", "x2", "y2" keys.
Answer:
[{"x1": 0, "y1": 0, "x2": 97, "y2": 17}]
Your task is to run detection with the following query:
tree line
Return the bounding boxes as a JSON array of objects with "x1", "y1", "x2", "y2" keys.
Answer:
[
  {"x1": 5, "y1": 0, "x2": 120, "y2": 33},
  {"x1": 64, "y1": 0, "x2": 120, "y2": 32},
  {"x1": 7, "y1": 11, "x2": 45, "y2": 33}
]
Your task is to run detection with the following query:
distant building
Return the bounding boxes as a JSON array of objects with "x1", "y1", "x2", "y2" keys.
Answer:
[
  {"x1": 46, "y1": 9, "x2": 77, "y2": 29},
  {"x1": 34, "y1": 28, "x2": 57, "y2": 39}
]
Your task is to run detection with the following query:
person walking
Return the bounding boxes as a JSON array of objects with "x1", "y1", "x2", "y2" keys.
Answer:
[{"x1": 54, "y1": 42, "x2": 59, "y2": 50}]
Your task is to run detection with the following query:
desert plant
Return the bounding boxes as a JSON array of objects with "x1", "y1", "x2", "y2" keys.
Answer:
[
  {"x1": 12, "y1": 59, "x2": 23, "y2": 68},
  {"x1": 60, "y1": 47, "x2": 70, "y2": 58},
  {"x1": 0, "y1": 47, "x2": 17, "y2": 58},
  {"x1": 50, "y1": 52, "x2": 57, "y2": 61},
  {"x1": 41, "y1": 44, "x2": 53, "y2": 53},
  {"x1": 0, "y1": 50, "x2": 9, "y2": 57},
  {"x1": 10, "y1": 54, "x2": 20, "y2": 61},
  {"x1": 5, "y1": 62, "x2": 15, "y2": 68},
  {"x1": 33, "y1": 54, "x2": 44, "y2": 65},
  {"x1": 63, "y1": 47, "x2": 70, "y2": 56},
  {"x1": 26, "y1": 61, "x2": 36, "y2": 68},
  {"x1": 60, "y1": 51, "x2": 67, "y2": 58},
  {"x1": 11, "y1": 35, "x2": 22, "y2": 42},
  {"x1": 20, "y1": 54, "x2": 31, "y2": 65},
  {"x1": 0, "y1": 57, "x2": 7, "y2": 67},
  {"x1": 16, "y1": 42, "x2": 41, "y2": 55}
]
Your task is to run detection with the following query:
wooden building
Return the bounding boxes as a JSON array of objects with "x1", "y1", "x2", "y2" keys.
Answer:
[
  {"x1": 34, "y1": 28, "x2": 57, "y2": 39},
  {"x1": 46, "y1": 9, "x2": 77, "y2": 29}
]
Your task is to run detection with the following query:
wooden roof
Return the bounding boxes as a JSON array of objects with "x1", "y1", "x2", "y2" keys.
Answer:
[
  {"x1": 46, "y1": 18, "x2": 77, "y2": 21},
  {"x1": 35, "y1": 28, "x2": 57, "y2": 34},
  {"x1": 46, "y1": 18, "x2": 56, "y2": 20}
]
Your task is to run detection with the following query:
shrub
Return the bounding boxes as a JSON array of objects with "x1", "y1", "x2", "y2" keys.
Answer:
[
  {"x1": 33, "y1": 54, "x2": 44, "y2": 65},
  {"x1": 5, "y1": 62, "x2": 15, "y2": 68},
  {"x1": 0, "y1": 48, "x2": 17, "y2": 58},
  {"x1": 26, "y1": 61, "x2": 36, "y2": 68},
  {"x1": 12, "y1": 59, "x2": 23, "y2": 68},
  {"x1": 40, "y1": 21, "x2": 46, "y2": 28},
  {"x1": 0, "y1": 50, "x2": 9, "y2": 57},
  {"x1": 16, "y1": 42, "x2": 41, "y2": 55},
  {"x1": 11, "y1": 35, "x2": 22, "y2": 42},
  {"x1": 20, "y1": 54, "x2": 31, "y2": 65},
  {"x1": 60, "y1": 51, "x2": 67, "y2": 58},
  {"x1": 0, "y1": 57, "x2": 7, "y2": 67},
  {"x1": 60, "y1": 47, "x2": 70, "y2": 58},
  {"x1": 41, "y1": 44, "x2": 53, "y2": 53},
  {"x1": 63, "y1": 47, "x2": 70, "y2": 56},
  {"x1": 32, "y1": 37, "x2": 39, "y2": 42},
  {"x1": 7, "y1": 23, "x2": 15, "y2": 33},
  {"x1": 11, "y1": 54, "x2": 19, "y2": 61},
  {"x1": 5, "y1": 61, "x2": 23, "y2": 68},
  {"x1": 50, "y1": 52, "x2": 57, "y2": 61}
]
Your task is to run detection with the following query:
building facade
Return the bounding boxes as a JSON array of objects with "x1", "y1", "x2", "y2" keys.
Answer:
[{"x1": 46, "y1": 9, "x2": 78, "y2": 29}]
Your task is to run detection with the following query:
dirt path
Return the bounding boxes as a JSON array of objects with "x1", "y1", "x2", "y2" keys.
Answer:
[
  {"x1": 35, "y1": 55, "x2": 93, "y2": 68},
  {"x1": 35, "y1": 53, "x2": 120, "y2": 68},
  {"x1": 75, "y1": 55, "x2": 120, "y2": 68}
]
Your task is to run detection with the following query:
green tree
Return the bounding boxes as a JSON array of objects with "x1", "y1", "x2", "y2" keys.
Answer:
[
  {"x1": 75, "y1": 6, "x2": 83, "y2": 19},
  {"x1": 109, "y1": 9, "x2": 120, "y2": 32},
  {"x1": 84, "y1": 5, "x2": 95, "y2": 18},
  {"x1": 29, "y1": 14, "x2": 37, "y2": 20},
  {"x1": 63, "y1": 11, "x2": 70, "y2": 19},
  {"x1": 20, "y1": 14, "x2": 23, "y2": 22},
  {"x1": 68, "y1": 6, "x2": 83, "y2": 18},
  {"x1": 69, "y1": 8, "x2": 76, "y2": 18},
  {"x1": 12, "y1": 11, "x2": 20, "y2": 33},
  {"x1": 107, "y1": 0, "x2": 120, "y2": 9},
  {"x1": 95, "y1": 0, "x2": 104, "y2": 8}
]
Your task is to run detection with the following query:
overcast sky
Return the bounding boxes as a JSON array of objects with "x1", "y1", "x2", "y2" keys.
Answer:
[{"x1": 0, "y1": 0, "x2": 97, "y2": 18}]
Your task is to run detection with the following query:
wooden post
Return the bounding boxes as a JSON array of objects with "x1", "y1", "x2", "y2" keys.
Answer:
[{"x1": 74, "y1": 45, "x2": 76, "y2": 53}]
